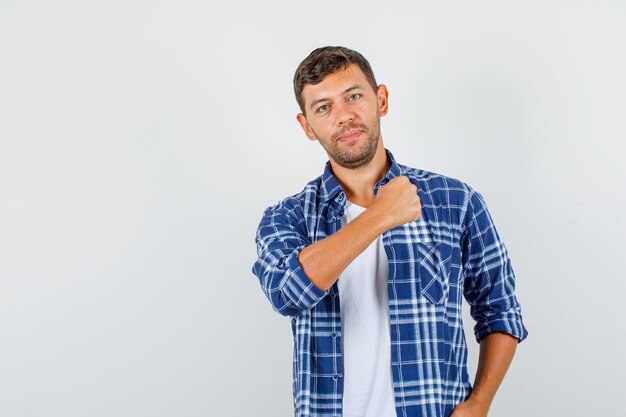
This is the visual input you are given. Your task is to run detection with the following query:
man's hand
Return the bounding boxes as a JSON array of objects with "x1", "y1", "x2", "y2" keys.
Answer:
[
  {"x1": 369, "y1": 175, "x2": 422, "y2": 230},
  {"x1": 450, "y1": 397, "x2": 489, "y2": 417}
]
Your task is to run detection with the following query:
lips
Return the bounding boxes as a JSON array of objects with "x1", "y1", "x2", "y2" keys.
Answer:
[{"x1": 337, "y1": 129, "x2": 363, "y2": 142}]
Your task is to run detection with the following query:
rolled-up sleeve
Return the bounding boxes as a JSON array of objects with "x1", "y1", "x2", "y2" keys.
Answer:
[
  {"x1": 461, "y1": 187, "x2": 528, "y2": 343},
  {"x1": 252, "y1": 203, "x2": 328, "y2": 317}
]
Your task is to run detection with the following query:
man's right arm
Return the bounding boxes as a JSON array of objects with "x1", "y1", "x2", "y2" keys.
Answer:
[
  {"x1": 252, "y1": 175, "x2": 421, "y2": 316},
  {"x1": 298, "y1": 176, "x2": 421, "y2": 291},
  {"x1": 296, "y1": 208, "x2": 389, "y2": 291}
]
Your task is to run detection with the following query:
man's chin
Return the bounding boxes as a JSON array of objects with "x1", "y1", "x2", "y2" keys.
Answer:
[{"x1": 332, "y1": 152, "x2": 376, "y2": 169}]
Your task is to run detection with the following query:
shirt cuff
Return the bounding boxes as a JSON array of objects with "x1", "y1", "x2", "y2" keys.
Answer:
[
  {"x1": 474, "y1": 312, "x2": 529, "y2": 343},
  {"x1": 281, "y1": 247, "x2": 329, "y2": 312}
]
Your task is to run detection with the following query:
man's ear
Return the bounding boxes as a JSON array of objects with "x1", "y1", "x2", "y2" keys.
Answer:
[
  {"x1": 296, "y1": 113, "x2": 317, "y2": 141},
  {"x1": 376, "y1": 84, "x2": 389, "y2": 117}
]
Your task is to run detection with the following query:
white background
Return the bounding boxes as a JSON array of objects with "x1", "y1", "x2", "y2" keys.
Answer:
[{"x1": 1, "y1": 1, "x2": 625, "y2": 416}]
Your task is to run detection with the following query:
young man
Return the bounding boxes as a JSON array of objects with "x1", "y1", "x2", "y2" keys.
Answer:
[{"x1": 252, "y1": 46, "x2": 527, "y2": 417}]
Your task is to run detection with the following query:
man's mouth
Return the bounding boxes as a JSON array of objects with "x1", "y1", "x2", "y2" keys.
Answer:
[{"x1": 336, "y1": 129, "x2": 364, "y2": 142}]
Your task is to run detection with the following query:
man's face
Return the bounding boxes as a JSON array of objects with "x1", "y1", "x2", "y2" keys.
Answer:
[{"x1": 296, "y1": 64, "x2": 388, "y2": 169}]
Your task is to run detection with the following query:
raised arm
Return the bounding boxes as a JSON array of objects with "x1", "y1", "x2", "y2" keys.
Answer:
[
  {"x1": 298, "y1": 175, "x2": 421, "y2": 291},
  {"x1": 252, "y1": 175, "x2": 421, "y2": 316}
]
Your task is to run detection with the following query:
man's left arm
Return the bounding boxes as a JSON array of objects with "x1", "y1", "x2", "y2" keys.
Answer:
[
  {"x1": 456, "y1": 186, "x2": 529, "y2": 416},
  {"x1": 450, "y1": 332, "x2": 518, "y2": 417}
]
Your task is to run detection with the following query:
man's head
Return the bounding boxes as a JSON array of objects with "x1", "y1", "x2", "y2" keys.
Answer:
[
  {"x1": 294, "y1": 46, "x2": 388, "y2": 169},
  {"x1": 293, "y1": 46, "x2": 378, "y2": 115}
]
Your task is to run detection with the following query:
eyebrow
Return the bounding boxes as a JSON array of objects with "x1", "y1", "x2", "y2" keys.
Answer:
[{"x1": 308, "y1": 85, "x2": 363, "y2": 111}]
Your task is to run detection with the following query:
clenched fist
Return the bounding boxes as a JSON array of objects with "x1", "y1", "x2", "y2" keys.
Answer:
[{"x1": 369, "y1": 175, "x2": 422, "y2": 231}]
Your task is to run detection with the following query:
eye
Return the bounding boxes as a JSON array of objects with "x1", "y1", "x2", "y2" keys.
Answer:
[
  {"x1": 348, "y1": 93, "x2": 361, "y2": 101},
  {"x1": 317, "y1": 104, "x2": 330, "y2": 113}
]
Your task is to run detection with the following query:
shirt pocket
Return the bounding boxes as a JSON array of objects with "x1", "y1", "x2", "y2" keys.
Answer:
[{"x1": 418, "y1": 240, "x2": 453, "y2": 305}]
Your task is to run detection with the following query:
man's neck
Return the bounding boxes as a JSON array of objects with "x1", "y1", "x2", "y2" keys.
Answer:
[{"x1": 328, "y1": 139, "x2": 390, "y2": 208}]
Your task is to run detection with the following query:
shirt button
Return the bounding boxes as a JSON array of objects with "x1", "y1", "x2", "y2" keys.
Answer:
[
  {"x1": 332, "y1": 375, "x2": 338, "y2": 381},
  {"x1": 331, "y1": 333, "x2": 337, "y2": 338},
  {"x1": 329, "y1": 291, "x2": 336, "y2": 298}
]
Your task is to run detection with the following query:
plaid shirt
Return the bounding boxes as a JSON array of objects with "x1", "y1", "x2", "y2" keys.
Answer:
[{"x1": 252, "y1": 149, "x2": 528, "y2": 417}]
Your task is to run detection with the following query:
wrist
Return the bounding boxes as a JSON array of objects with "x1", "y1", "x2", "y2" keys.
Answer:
[
  {"x1": 465, "y1": 392, "x2": 491, "y2": 412},
  {"x1": 361, "y1": 206, "x2": 390, "y2": 234}
]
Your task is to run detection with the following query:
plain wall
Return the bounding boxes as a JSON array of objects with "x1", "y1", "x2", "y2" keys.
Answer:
[{"x1": 1, "y1": 1, "x2": 624, "y2": 416}]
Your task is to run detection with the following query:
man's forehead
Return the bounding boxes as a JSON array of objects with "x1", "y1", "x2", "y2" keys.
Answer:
[{"x1": 301, "y1": 64, "x2": 371, "y2": 100}]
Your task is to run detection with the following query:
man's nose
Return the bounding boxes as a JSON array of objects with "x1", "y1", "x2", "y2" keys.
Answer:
[{"x1": 336, "y1": 102, "x2": 354, "y2": 124}]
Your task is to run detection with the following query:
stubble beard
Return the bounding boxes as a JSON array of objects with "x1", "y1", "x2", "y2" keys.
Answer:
[{"x1": 316, "y1": 118, "x2": 381, "y2": 169}]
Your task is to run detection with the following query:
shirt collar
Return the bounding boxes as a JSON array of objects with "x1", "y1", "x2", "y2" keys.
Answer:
[{"x1": 319, "y1": 148, "x2": 403, "y2": 205}]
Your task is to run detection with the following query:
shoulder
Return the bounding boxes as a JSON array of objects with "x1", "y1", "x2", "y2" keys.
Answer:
[
  {"x1": 398, "y1": 163, "x2": 488, "y2": 231},
  {"x1": 399, "y1": 163, "x2": 475, "y2": 201},
  {"x1": 258, "y1": 174, "x2": 324, "y2": 225}
]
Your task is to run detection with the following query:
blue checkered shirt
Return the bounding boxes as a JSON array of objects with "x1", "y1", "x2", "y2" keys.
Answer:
[{"x1": 252, "y1": 149, "x2": 528, "y2": 417}]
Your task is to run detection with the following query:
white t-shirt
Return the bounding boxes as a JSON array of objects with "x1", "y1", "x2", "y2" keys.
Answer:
[{"x1": 337, "y1": 200, "x2": 396, "y2": 417}]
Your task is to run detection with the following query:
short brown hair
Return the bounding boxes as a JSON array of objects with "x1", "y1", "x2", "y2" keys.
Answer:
[{"x1": 293, "y1": 46, "x2": 378, "y2": 114}]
